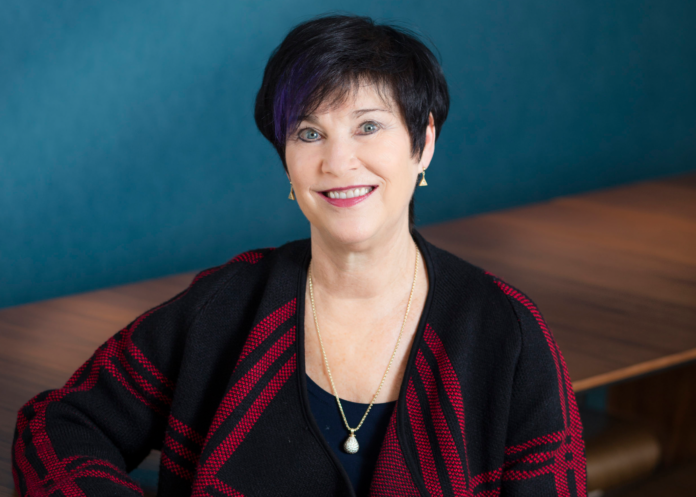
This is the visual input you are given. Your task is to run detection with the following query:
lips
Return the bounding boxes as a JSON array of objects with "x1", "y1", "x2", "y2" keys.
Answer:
[
  {"x1": 323, "y1": 186, "x2": 374, "y2": 199},
  {"x1": 318, "y1": 185, "x2": 377, "y2": 207}
]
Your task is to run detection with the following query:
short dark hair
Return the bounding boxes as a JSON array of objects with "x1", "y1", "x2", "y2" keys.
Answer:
[{"x1": 254, "y1": 14, "x2": 450, "y2": 232}]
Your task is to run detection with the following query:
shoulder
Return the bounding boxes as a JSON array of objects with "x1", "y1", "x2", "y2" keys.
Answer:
[
  {"x1": 189, "y1": 246, "x2": 277, "y2": 290},
  {"x1": 418, "y1": 235, "x2": 570, "y2": 414},
  {"x1": 127, "y1": 240, "x2": 309, "y2": 359},
  {"x1": 132, "y1": 240, "x2": 309, "y2": 335},
  {"x1": 418, "y1": 234, "x2": 515, "y2": 320},
  {"x1": 417, "y1": 232, "x2": 554, "y2": 357},
  {"x1": 184, "y1": 238, "x2": 310, "y2": 302}
]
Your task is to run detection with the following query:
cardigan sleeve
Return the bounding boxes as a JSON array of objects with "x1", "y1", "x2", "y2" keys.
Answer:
[
  {"x1": 495, "y1": 280, "x2": 588, "y2": 497},
  {"x1": 11, "y1": 258, "x2": 245, "y2": 497}
]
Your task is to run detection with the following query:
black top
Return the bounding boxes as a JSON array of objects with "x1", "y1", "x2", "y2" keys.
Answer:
[{"x1": 305, "y1": 375, "x2": 396, "y2": 496}]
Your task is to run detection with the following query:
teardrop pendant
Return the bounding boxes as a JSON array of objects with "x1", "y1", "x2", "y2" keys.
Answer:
[{"x1": 343, "y1": 433, "x2": 359, "y2": 454}]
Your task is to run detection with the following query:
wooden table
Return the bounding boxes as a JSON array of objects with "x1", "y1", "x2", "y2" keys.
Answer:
[{"x1": 1, "y1": 172, "x2": 694, "y2": 495}]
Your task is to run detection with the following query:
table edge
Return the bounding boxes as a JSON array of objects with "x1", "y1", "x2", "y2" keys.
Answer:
[{"x1": 572, "y1": 347, "x2": 696, "y2": 392}]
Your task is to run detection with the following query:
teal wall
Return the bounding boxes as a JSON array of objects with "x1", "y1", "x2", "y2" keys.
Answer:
[{"x1": 1, "y1": 1, "x2": 695, "y2": 309}]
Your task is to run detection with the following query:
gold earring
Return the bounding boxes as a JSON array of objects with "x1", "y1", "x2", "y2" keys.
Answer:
[
  {"x1": 418, "y1": 169, "x2": 428, "y2": 187},
  {"x1": 288, "y1": 183, "x2": 295, "y2": 200}
]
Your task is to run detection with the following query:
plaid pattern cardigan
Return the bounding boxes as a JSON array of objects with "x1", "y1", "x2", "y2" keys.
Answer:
[{"x1": 13, "y1": 231, "x2": 587, "y2": 496}]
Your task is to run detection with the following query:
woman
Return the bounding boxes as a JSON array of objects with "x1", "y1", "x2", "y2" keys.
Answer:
[{"x1": 13, "y1": 14, "x2": 586, "y2": 497}]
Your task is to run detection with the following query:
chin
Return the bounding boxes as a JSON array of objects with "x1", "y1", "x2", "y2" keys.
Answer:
[{"x1": 319, "y1": 218, "x2": 383, "y2": 248}]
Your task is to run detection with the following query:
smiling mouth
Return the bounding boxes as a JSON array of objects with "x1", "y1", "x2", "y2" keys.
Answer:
[{"x1": 321, "y1": 186, "x2": 375, "y2": 199}]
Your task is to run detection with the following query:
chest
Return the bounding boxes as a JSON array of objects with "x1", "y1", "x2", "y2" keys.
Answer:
[{"x1": 302, "y1": 279, "x2": 428, "y2": 404}]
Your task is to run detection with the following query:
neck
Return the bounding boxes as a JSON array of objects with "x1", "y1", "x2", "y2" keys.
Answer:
[{"x1": 308, "y1": 222, "x2": 418, "y2": 302}]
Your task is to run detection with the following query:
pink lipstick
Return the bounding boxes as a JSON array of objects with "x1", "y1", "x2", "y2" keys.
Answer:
[{"x1": 318, "y1": 185, "x2": 377, "y2": 208}]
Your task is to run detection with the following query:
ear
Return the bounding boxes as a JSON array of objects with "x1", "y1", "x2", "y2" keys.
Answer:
[{"x1": 419, "y1": 113, "x2": 436, "y2": 173}]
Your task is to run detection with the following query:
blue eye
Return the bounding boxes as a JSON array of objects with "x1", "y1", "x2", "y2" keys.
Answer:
[
  {"x1": 361, "y1": 122, "x2": 379, "y2": 133},
  {"x1": 299, "y1": 129, "x2": 320, "y2": 141}
]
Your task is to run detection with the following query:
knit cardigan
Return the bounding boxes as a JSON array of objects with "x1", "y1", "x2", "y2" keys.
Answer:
[{"x1": 13, "y1": 231, "x2": 587, "y2": 497}]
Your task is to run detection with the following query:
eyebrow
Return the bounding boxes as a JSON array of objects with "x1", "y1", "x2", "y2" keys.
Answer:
[
  {"x1": 297, "y1": 108, "x2": 392, "y2": 125},
  {"x1": 353, "y1": 108, "x2": 392, "y2": 117}
]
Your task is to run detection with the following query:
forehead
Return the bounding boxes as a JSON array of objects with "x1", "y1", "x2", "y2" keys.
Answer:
[{"x1": 312, "y1": 82, "x2": 398, "y2": 117}]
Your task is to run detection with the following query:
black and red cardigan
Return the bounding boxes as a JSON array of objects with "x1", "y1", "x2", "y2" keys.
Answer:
[{"x1": 13, "y1": 231, "x2": 587, "y2": 496}]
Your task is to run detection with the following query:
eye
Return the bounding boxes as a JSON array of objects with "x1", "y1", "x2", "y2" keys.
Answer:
[
  {"x1": 298, "y1": 128, "x2": 321, "y2": 142},
  {"x1": 360, "y1": 121, "x2": 380, "y2": 134}
]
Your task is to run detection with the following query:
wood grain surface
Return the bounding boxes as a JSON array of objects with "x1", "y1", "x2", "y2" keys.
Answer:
[{"x1": 1, "y1": 172, "x2": 694, "y2": 495}]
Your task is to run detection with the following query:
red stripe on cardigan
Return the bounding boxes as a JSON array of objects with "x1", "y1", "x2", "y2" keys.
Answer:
[
  {"x1": 369, "y1": 407, "x2": 420, "y2": 496},
  {"x1": 209, "y1": 477, "x2": 246, "y2": 496},
  {"x1": 488, "y1": 278, "x2": 568, "y2": 429},
  {"x1": 423, "y1": 323, "x2": 474, "y2": 494},
  {"x1": 126, "y1": 338, "x2": 175, "y2": 391},
  {"x1": 490, "y1": 276, "x2": 587, "y2": 496},
  {"x1": 192, "y1": 249, "x2": 272, "y2": 284},
  {"x1": 192, "y1": 352, "x2": 296, "y2": 496},
  {"x1": 503, "y1": 450, "x2": 555, "y2": 469},
  {"x1": 162, "y1": 451, "x2": 195, "y2": 482},
  {"x1": 77, "y1": 469, "x2": 143, "y2": 493},
  {"x1": 505, "y1": 430, "x2": 565, "y2": 456},
  {"x1": 238, "y1": 299, "x2": 296, "y2": 362},
  {"x1": 101, "y1": 338, "x2": 167, "y2": 414},
  {"x1": 116, "y1": 346, "x2": 172, "y2": 406},
  {"x1": 406, "y1": 378, "x2": 443, "y2": 497},
  {"x1": 415, "y1": 349, "x2": 472, "y2": 496},
  {"x1": 475, "y1": 490, "x2": 501, "y2": 497},
  {"x1": 470, "y1": 467, "x2": 502, "y2": 488},
  {"x1": 204, "y1": 325, "x2": 296, "y2": 438},
  {"x1": 62, "y1": 457, "x2": 144, "y2": 493},
  {"x1": 14, "y1": 378, "x2": 100, "y2": 495},
  {"x1": 164, "y1": 431, "x2": 201, "y2": 465},
  {"x1": 26, "y1": 411, "x2": 85, "y2": 496},
  {"x1": 169, "y1": 415, "x2": 206, "y2": 447},
  {"x1": 190, "y1": 300, "x2": 296, "y2": 493}
]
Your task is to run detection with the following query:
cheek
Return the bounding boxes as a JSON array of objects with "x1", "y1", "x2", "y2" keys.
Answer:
[
  {"x1": 285, "y1": 146, "x2": 313, "y2": 185},
  {"x1": 284, "y1": 144, "x2": 299, "y2": 175},
  {"x1": 366, "y1": 140, "x2": 417, "y2": 190}
]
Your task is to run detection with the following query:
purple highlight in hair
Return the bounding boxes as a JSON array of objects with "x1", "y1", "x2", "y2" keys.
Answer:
[{"x1": 273, "y1": 56, "x2": 321, "y2": 146}]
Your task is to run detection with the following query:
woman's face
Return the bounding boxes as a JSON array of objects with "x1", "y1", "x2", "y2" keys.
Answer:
[{"x1": 284, "y1": 83, "x2": 435, "y2": 248}]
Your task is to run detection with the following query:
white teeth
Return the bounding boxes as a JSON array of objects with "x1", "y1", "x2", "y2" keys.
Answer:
[{"x1": 326, "y1": 187, "x2": 373, "y2": 199}]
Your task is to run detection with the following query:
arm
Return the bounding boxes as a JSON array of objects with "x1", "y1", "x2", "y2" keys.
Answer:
[
  {"x1": 495, "y1": 279, "x2": 587, "y2": 497},
  {"x1": 11, "y1": 261, "x2": 239, "y2": 496}
]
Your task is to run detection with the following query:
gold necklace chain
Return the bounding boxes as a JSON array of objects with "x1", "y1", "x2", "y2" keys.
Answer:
[{"x1": 307, "y1": 246, "x2": 420, "y2": 454}]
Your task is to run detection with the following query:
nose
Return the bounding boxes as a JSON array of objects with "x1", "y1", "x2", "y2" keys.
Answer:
[{"x1": 321, "y1": 135, "x2": 359, "y2": 177}]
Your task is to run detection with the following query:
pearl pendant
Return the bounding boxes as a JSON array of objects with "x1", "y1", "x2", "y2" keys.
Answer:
[{"x1": 343, "y1": 433, "x2": 359, "y2": 454}]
